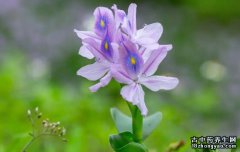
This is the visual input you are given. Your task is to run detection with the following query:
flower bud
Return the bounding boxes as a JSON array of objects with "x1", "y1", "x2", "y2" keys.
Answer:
[
  {"x1": 27, "y1": 110, "x2": 31, "y2": 116},
  {"x1": 35, "y1": 107, "x2": 39, "y2": 113}
]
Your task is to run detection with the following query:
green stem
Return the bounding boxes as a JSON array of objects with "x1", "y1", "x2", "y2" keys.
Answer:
[
  {"x1": 22, "y1": 136, "x2": 37, "y2": 152},
  {"x1": 127, "y1": 102, "x2": 143, "y2": 143},
  {"x1": 22, "y1": 133, "x2": 57, "y2": 152}
]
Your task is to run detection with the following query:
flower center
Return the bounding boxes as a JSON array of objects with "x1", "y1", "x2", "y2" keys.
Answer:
[
  {"x1": 100, "y1": 20, "x2": 105, "y2": 28},
  {"x1": 130, "y1": 57, "x2": 136, "y2": 65},
  {"x1": 104, "y1": 42, "x2": 109, "y2": 50}
]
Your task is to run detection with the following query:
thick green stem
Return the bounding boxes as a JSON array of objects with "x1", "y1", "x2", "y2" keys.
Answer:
[{"x1": 127, "y1": 102, "x2": 143, "y2": 143}]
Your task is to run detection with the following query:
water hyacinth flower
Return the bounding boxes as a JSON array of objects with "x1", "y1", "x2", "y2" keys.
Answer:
[
  {"x1": 74, "y1": 7, "x2": 121, "y2": 92},
  {"x1": 112, "y1": 4, "x2": 163, "y2": 52},
  {"x1": 74, "y1": 7, "x2": 115, "y2": 59},
  {"x1": 112, "y1": 3, "x2": 171, "y2": 64},
  {"x1": 75, "y1": 3, "x2": 179, "y2": 116},
  {"x1": 77, "y1": 34, "x2": 120, "y2": 92},
  {"x1": 113, "y1": 40, "x2": 178, "y2": 116}
]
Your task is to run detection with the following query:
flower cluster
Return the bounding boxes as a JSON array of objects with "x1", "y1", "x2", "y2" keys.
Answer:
[
  {"x1": 75, "y1": 3, "x2": 179, "y2": 116},
  {"x1": 42, "y1": 119, "x2": 66, "y2": 138},
  {"x1": 27, "y1": 107, "x2": 66, "y2": 141}
]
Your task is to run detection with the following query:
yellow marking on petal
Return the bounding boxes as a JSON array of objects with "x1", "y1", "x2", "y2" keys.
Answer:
[
  {"x1": 104, "y1": 42, "x2": 109, "y2": 50},
  {"x1": 100, "y1": 20, "x2": 105, "y2": 28},
  {"x1": 131, "y1": 57, "x2": 136, "y2": 65}
]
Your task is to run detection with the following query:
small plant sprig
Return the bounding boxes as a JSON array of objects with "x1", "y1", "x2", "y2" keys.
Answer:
[{"x1": 22, "y1": 107, "x2": 67, "y2": 152}]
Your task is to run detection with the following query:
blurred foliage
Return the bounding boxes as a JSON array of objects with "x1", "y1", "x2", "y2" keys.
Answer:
[
  {"x1": 0, "y1": 49, "x2": 230, "y2": 152},
  {"x1": 0, "y1": 0, "x2": 239, "y2": 151}
]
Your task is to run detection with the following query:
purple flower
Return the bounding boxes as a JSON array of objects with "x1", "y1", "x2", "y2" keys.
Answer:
[
  {"x1": 75, "y1": 7, "x2": 120, "y2": 92},
  {"x1": 76, "y1": 35, "x2": 120, "y2": 92},
  {"x1": 113, "y1": 40, "x2": 179, "y2": 116},
  {"x1": 112, "y1": 3, "x2": 171, "y2": 65},
  {"x1": 74, "y1": 6, "x2": 116, "y2": 59},
  {"x1": 74, "y1": 3, "x2": 179, "y2": 115},
  {"x1": 112, "y1": 4, "x2": 163, "y2": 50},
  {"x1": 93, "y1": 7, "x2": 115, "y2": 37},
  {"x1": 74, "y1": 30, "x2": 99, "y2": 59}
]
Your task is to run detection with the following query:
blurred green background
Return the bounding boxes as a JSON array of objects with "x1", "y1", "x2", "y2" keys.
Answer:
[{"x1": 0, "y1": 0, "x2": 240, "y2": 151}]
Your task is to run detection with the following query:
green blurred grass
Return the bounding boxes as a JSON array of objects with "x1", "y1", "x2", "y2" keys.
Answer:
[{"x1": 0, "y1": 49, "x2": 226, "y2": 152}]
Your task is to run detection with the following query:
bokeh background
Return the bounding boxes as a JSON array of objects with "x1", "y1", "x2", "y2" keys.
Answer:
[{"x1": 0, "y1": 0, "x2": 240, "y2": 151}]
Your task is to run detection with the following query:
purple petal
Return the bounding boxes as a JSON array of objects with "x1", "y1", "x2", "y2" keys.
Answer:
[
  {"x1": 120, "y1": 40, "x2": 143, "y2": 78},
  {"x1": 120, "y1": 83, "x2": 148, "y2": 115},
  {"x1": 74, "y1": 29, "x2": 100, "y2": 40},
  {"x1": 111, "y1": 64, "x2": 133, "y2": 84},
  {"x1": 79, "y1": 45, "x2": 94, "y2": 59},
  {"x1": 84, "y1": 33, "x2": 117, "y2": 62},
  {"x1": 139, "y1": 75, "x2": 179, "y2": 91},
  {"x1": 140, "y1": 44, "x2": 172, "y2": 62},
  {"x1": 142, "y1": 45, "x2": 172, "y2": 76},
  {"x1": 100, "y1": 32, "x2": 114, "y2": 60},
  {"x1": 94, "y1": 7, "x2": 115, "y2": 37},
  {"x1": 127, "y1": 3, "x2": 137, "y2": 33},
  {"x1": 111, "y1": 42, "x2": 119, "y2": 62},
  {"x1": 133, "y1": 84, "x2": 145, "y2": 105},
  {"x1": 134, "y1": 23, "x2": 163, "y2": 45},
  {"x1": 159, "y1": 44, "x2": 173, "y2": 52},
  {"x1": 120, "y1": 83, "x2": 138, "y2": 104},
  {"x1": 111, "y1": 4, "x2": 126, "y2": 28},
  {"x1": 121, "y1": 17, "x2": 133, "y2": 36},
  {"x1": 136, "y1": 98, "x2": 148, "y2": 116},
  {"x1": 114, "y1": 27, "x2": 128, "y2": 44},
  {"x1": 89, "y1": 72, "x2": 112, "y2": 92},
  {"x1": 124, "y1": 52, "x2": 142, "y2": 76},
  {"x1": 83, "y1": 38, "x2": 106, "y2": 61},
  {"x1": 77, "y1": 62, "x2": 109, "y2": 81}
]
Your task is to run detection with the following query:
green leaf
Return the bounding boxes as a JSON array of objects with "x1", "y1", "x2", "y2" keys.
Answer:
[
  {"x1": 110, "y1": 108, "x2": 131, "y2": 133},
  {"x1": 109, "y1": 131, "x2": 148, "y2": 152},
  {"x1": 117, "y1": 142, "x2": 148, "y2": 152},
  {"x1": 142, "y1": 112, "x2": 162, "y2": 140},
  {"x1": 109, "y1": 132, "x2": 134, "y2": 150},
  {"x1": 110, "y1": 108, "x2": 162, "y2": 141}
]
